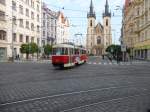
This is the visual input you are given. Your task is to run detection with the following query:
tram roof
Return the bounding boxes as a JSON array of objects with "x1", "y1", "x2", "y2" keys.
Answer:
[
  {"x1": 53, "y1": 44, "x2": 74, "y2": 48},
  {"x1": 53, "y1": 44, "x2": 86, "y2": 50}
]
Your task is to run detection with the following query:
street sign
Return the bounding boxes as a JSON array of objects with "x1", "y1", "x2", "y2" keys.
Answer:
[{"x1": 121, "y1": 44, "x2": 126, "y2": 52}]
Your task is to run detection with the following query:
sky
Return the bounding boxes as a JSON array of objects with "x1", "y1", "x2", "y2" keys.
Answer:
[{"x1": 44, "y1": 0, "x2": 124, "y2": 46}]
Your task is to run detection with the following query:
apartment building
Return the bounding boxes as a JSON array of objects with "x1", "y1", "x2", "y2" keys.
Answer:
[
  {"x1": 0, "y1": 0, "x2": 42, "y2": 60},
  {"x1": 42, "y1": 3, "x2": 57, "y2": 46},
  {"x1": 123, "y1": 0, "x2": 150, "y2": 60}
]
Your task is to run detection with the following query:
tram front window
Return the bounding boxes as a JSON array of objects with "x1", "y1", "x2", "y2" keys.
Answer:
[{"x1": 53, "y1": 48, "x2": 68, "y2": 55}]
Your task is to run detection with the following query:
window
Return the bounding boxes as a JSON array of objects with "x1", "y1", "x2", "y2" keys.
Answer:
[
  {"x1": 43, "y1": 31, "x2": 45, "y2": 36},
  {"x1": 37, "y1": 4, "x2": 39, "y2": 12},
  {"x1": 97, "y1": 37, "x2": 101, "y2": 44},
  {"x1": 0, "y1": 0, "x2": 5, "y2": 5},
  {"x1": 19, "y1": 5, "x2": 23, "y2": 14},
  {"x1": 13, "y1": 33, "x2": 17, "y2": 42},
  {"x1": 19, "y1": 34, "x2": 23, "y2": 42},
  {"x1": 106, "y1": 19, "x2": 108, "y2": 26},
  {"x1": 26, "y1": 21, "x2": 29, "y2": 29},
  {"x1": 42, "y1": 40, "x2": 45, "y2": 46},
  {"x1": 37, "y1": 38, "x2": 40, "y2": 45},
  {"x1": 31, "y1": 23, "x2": 34, "y2": 31},
  {"x1": 0, "y1": 30, "x2": 6, "y2": 40},
  {"x1": 26, "y1": 36, "x2": 29, "y2": 43},
  {"x1": 37, "y1": 14, "x2": 39, "y2": 22},
  {"x1": 31, "y1": 37, "x2": 34, "y2": 42},
  {"x1": 31, "y1": 11, "x2": 34, "y2": 19},
  {"x1": 43, "y1": 20, "x2": 45, "y2": 27},
  {"x1": 90, "y1": 20, "x2": 92, "y2": 27},
  {"x1": 31, "y1": 0, "x2": 34, "y2": 8},
  {"x1": 26, "y1": 0, "x2": 29, "y2": 5},
  {"x1": 13, "y1": 16, "x2": 17, "y2": 25},
  {"x1": 26, "y1": 8, "x2": 29, "y2": 17},
  {"x1": 43, "y1": 13, "x2": 45, "y2": 19},
  {"x1": 0, "y1": 11, "x2": 5, "y2": 21},
  {"x1": 37, "y1": 25, "x2": 40, "y2": 32},
  {"x1": 19, "y1": 19, "x2": 23, "y2": 27},
  {"x1": 12, "y1": 1, "x2": 16, "y2": 11}
]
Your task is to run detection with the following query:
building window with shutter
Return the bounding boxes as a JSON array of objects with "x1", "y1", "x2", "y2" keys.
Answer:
[{"x1": 0, "y1": 30, "x2": 6, "y2": 40}]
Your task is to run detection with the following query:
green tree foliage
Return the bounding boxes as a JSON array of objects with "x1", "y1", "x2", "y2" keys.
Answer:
[
  {"x1": 20, "y1": 43, "x2": 38, "y2": 59},
  {"x1": 106, "y1": 44, "x2": 122, "y2": 59},
  {"x1": 43, "y1": 44, "x2": 52, "y2": 56}
]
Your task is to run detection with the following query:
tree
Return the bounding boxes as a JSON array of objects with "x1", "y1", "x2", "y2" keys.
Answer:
[
  {"x1": 20, "y1": 43, "x2": 38, "y2": 59},
  {"x1": 43, "y1": 44, "x2": 52, "y2": 56},
  {"x1": 106, "y1": 44, "x2": 122, "y2": 59}
]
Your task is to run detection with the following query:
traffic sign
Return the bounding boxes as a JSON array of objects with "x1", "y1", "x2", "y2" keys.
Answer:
[{"x1": 121, "y1": 44, "x2": 126, "y2": 52}]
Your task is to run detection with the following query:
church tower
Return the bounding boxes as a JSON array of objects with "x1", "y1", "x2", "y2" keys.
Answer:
[
  {"x1": 86, "y1": 0, "x2": 96, "y2": 54},
  {"x1": 103, "y1": 0, "x2": 112, "y2": 50}
]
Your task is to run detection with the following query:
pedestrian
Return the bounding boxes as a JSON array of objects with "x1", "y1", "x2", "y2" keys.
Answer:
[
  {"x1": 102, "y1": 55, "x2": 104, "y2": 59},
  {"x1": 17, "y1": 54, "x2": 20, "y2": 60}
]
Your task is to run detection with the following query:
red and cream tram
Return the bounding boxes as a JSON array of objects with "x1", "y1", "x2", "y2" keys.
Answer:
[{"x1": 52, "y1": 43, "x2": 88, "y2": 68}]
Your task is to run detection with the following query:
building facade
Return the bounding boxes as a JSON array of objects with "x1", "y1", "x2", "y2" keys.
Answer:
[
  {"x1": 0, "y1": 0, "x2": 42, "y2": 60},
  {"x1": 42, "y1": 3, "x2": 57, "y2": 46},
  {"x1": 86, "y1": 0, "x2": 112, "y2": 56},
  {"x1": 123, "y1": 0, "x2": 150, "y2": 60},
  {"x1": 56, "y1": 11, "x2": 70, "y2": 44}
]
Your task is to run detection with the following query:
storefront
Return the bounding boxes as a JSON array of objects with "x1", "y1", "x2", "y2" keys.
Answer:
[
  {"x1": 0, "y1": 47, "x2": 7, "y2": 61},
  {"x1": 134, "y1": 45, "x2": 150, "y2": 60}
]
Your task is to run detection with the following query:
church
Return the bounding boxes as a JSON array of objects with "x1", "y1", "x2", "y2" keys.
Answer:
[{"x1": 86, "y1": 0, "x2": 112, "y2": 56}]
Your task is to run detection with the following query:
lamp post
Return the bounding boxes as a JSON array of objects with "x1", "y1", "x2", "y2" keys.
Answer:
[{"x1": 114, "y1": 6, "x2": 127, "y2": 62}]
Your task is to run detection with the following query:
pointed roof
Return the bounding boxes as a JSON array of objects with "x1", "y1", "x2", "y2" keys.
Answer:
[
  {"x1": 95, "y1": 23, "x2": 103, "y2": 33},
  {"x1": 103, "y1": 0, "x2": 111, "y2": 18},
  {"x1": 90, "y1": 0, "x2": 94, "y2": 13},
  {"x1": 87, "y1": 0, "x2": 96, "y2": 19}
]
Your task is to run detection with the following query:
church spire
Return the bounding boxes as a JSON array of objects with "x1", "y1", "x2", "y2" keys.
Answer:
[
  {"x1": 87, "y1": 0, "x2": 96, "y2": 19},
  {"x1": 90, "y1": 0, "x2": 93, "y2": 13},
  {"x1": 103, "y1": 0, "x2": 111, "y2": 18}
]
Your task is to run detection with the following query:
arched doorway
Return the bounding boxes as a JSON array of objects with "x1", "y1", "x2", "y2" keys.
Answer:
[{"x1": 92, "y1": 45, "x2": 103, "y2": 56}]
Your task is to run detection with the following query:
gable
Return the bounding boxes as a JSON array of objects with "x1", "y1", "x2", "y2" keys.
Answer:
[{"x1": 95, "y1": 23, "x2": 103, "y2": 34}]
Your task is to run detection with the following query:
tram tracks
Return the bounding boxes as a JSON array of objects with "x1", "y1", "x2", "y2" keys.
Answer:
[{"x1": 1, "y1": 84, "x2": 150, "y2": 112}]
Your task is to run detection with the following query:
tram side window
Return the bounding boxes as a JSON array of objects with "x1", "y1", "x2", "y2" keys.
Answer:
[
  {"x1": 75, "y1": 49, "x2": 79, "y2": 55},
  {"x1": 82, "y1": 50, "x2": 86, "y2": 54},
  {"x1": 64, "y1": 48, "x2": 68, "y2": 55},
  {"x1": 56, "y1": 48, "x2": 61, "y2": 55}
]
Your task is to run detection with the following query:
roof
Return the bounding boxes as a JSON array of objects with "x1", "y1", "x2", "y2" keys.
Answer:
[{"x1": 53, "y1": 44, "x2": 74, "y2": 48}]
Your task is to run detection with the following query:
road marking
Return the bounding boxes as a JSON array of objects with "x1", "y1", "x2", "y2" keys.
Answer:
[
  {"x1": 109, "y1": 62, "x2": 112, "y2": 65},
  {"x1": 93, "y1": 62, "x2": 97, "y2": 65},
  {"x1": 0, "y1": 85, "x2": 139, "y2": 107},
  {"x1": 98, "y1": 62, "x2": 101, "y2": 65}
]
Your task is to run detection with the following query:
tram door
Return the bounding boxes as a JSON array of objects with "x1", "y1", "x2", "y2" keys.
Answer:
[{"x1": 68, "y1": 48, "x2": 73, "y2": 64}]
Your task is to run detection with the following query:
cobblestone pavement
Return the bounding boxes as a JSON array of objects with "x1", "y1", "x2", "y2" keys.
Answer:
[{"x1": 0, "y1": 57, "x2": 150, "y2": 112}]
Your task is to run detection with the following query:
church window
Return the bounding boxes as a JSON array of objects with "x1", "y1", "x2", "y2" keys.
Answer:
[
  {"x1": 106, "y1": 19, "x2": 108, "y2": 26},
  {"x1": 97, "y1": 37, "x2": 101, "y2": 44},
  {"x1": 90, "y1": 20, "x2": 92, "y2": 27}
]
